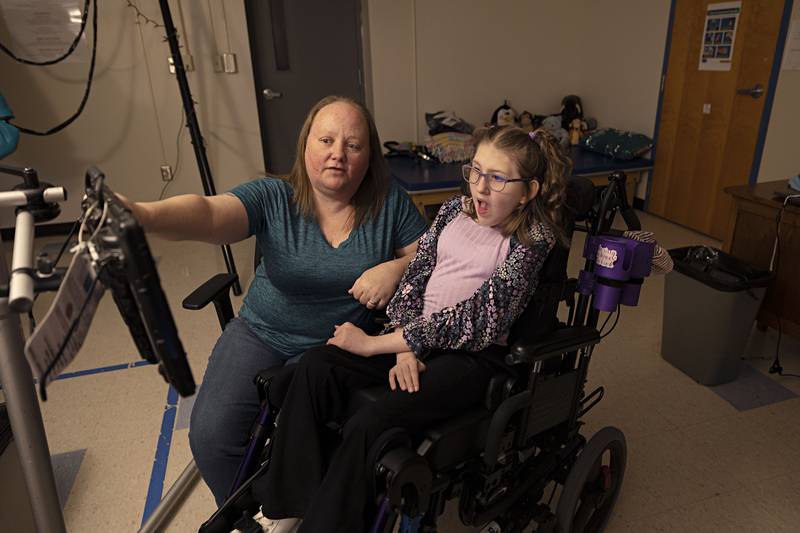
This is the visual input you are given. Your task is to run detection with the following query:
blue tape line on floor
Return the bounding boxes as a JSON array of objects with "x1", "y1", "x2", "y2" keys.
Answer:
[
  {"x1": 55, "y1": 360, "x2": 151, "y2": 380},
  {"x1": 0, "y1": 360, "x2": 151, "y2": 390},
  {"x1": 141, "y1": 386, "x2": 180, "y2": 526}
]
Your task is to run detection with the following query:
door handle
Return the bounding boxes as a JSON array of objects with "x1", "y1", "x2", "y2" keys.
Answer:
[
  {"x1": 736, "y1": 83, "x2": 764, "y2": 98},
  {"x1": 262, "y1": 88, "x2": 283, "y2": 100}
]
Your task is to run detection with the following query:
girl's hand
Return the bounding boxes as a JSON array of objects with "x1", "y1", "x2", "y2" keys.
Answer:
[
  {"x1": 327, "y1": 322, "x2": 375, "y2": 356},
  {"x1": 389, "y1": 352, "x2": 426, "y2": 393},
  {"x1": 348, "y1": 260, "x2": 403, "y2": 310}
]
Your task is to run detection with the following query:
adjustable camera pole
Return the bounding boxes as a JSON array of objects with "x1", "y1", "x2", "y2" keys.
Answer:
[
  {"x1": 157, "y1": 0, "x2": 241, "y2": 295},
  {"x1": 0, "y1": 164, "x2": 67, "y2": 533}
]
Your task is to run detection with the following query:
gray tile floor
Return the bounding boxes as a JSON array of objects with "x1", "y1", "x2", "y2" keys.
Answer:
[{"x1": 2, "y1": 209, "x2": 798, "y2": 532}]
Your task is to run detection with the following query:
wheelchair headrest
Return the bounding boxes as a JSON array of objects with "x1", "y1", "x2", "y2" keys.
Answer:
[
  {"x1": 508, "y1": 178, "x2": 592, "y2": 347},
  {"x1": 565, "y1": 176, "x2": 595, "y2": 222}
]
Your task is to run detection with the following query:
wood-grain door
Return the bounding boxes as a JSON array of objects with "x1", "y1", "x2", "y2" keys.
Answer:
[{"x1": 649, "y1": 0, "x2": 787, "y2": 239}]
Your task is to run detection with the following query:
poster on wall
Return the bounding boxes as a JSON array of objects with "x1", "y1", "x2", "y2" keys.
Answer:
[
  {"x1": 0, "y1": 1, "x2": 88, "y2": 63},
  {"x1": 699, "y1": 1, "x2": 741, "y2": 71}
]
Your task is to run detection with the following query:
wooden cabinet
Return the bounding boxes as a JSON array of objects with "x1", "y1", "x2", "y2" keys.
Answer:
[{"x1": 723, "y1": 181, "x2": 800, "y2": 339}]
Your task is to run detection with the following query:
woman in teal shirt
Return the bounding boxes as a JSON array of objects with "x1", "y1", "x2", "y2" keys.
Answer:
[{"x1": 124, "y1": 96, "x2": 427, "y2": 504}]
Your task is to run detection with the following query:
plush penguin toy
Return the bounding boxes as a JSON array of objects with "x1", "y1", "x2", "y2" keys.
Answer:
[{"x1": 489, "y1": 100, "x2": 517, "y2": 127}]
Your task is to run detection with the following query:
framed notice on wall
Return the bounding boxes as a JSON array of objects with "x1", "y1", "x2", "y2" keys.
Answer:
[
  {"x1": 0, "y1": 0, "x2": 88, "y2": 63},
  {"x1": 699, "y1": 1, "x2": 741, "y2": 71}
]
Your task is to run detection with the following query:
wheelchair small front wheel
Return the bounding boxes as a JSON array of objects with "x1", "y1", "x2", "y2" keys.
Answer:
[{"x1": 556, "y1": 426, "x2": 626, "y2": 533}]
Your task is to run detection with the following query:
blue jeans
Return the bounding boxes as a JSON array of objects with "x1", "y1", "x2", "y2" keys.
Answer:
[{"x1": 189, "y1": 317, "x2": 301, "y2": 505}]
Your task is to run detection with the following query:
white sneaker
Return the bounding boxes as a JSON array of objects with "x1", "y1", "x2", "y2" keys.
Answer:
[{"x1": 253, "y1": 509, "x2": 301, "y2": 533}]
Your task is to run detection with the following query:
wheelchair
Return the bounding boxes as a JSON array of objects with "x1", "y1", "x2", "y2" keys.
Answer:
[{"x1": 184, "y1": 171, "x2": 650, "y2": 533}]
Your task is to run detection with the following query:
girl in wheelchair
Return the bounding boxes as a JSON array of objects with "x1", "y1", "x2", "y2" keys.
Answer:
[{"x1": 251, "y1": 125, "x2": 571, "y2": 533}]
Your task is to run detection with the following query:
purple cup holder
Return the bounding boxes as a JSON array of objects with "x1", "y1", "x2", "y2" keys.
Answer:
[{"x1": 581, "y1": 235, "x2": 655, "y2": 311}]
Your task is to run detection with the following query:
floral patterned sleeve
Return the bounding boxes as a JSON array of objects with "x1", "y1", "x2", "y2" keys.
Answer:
[{"x1": 401, "y1": 225, "x2": 555, "y2": 356}]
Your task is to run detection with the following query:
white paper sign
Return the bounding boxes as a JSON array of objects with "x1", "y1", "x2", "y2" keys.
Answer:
[
  {"x1": 699, "y1": 1, "x2": 741, "y2": 71},
  {"x1": 25, "y1": 246, "x2": 105, "y2": 388},
  {"x1": 0, "y1": 1, "x2": 87, "y2": 63}
]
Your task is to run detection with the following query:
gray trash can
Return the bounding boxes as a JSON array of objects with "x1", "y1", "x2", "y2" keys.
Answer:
[{"x1": 661, "y1": 246, "x2": 773, "y2": 386}]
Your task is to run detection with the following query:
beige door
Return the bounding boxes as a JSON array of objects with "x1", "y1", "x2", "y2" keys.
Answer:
[{"x1": 649, "y1": 0, "x2": 787, "y2": 239}]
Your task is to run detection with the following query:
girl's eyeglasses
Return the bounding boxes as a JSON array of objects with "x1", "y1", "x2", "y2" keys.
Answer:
[{"x1": 461, "y1": 165, "x2": 532, "y2": 192}]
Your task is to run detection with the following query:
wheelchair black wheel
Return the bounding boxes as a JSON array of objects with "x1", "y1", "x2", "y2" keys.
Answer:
[{"x1": 555, "y1": 426, "x2": 626, "y2": 533}]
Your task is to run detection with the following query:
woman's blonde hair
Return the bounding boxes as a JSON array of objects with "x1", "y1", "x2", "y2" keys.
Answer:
[
  {"x1": 463, "y1": 126, "x2": 571, "y2": 247},
  {"x1": 285, "y1": 95, "x2": 389, "y2": 228}
]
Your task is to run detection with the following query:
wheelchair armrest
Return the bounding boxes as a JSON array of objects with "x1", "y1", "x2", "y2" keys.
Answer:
[
  {"x1": 506, "y1": 326, "x2": 600, "y2": 366},
  {"x1": 182, "y1": 273, "x2": 239, "y2": 330}
]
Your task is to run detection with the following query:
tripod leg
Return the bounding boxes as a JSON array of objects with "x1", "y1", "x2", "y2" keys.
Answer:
[{"x1": 138, "y1": 459, "x2": 201, "y2": 533}]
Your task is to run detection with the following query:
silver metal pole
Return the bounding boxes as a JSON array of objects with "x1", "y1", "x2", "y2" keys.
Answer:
[
  {"x1": 0, "y1": 234, "x2": 67, "y2": 533},
  {"x1": 138, "y1": 459, "x2": 201, "y2": 533},
  {"x1": 9, "y1": 210, "x2": 35, "y2": 312}
]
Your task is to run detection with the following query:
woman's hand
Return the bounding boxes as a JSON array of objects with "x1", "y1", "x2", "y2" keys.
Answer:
[
  {"x1": 389, "y1": 351, "x2": 426, "y2": 393},
  {"x1": 348, "y1": 260, "x2": 404, "y2": 310},
  {"x1": 115, "y1": 193, "x2": 148, "y2": 226},
  {"x1": 327, "y1": 322, "x2": 376, "y2": 356}
]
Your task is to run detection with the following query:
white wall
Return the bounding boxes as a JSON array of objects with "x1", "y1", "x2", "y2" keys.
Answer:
[
  {"x1": 3, "y1": 0, "x2": 794, "y2": 229},
  {"x1": 0, "y1": 0, "x2": 263, "y2": 227},
  {"x1": 368, "y1": 0, "x2": 672, "y2": 141},
  {"x1": 579, "y1": 1, "x2": 671, "y2": 136},
  {"x1": 368, "y1": 0, "x2": 672, "y2": 198},
  {"x1": 757, "y1": 1, "x2": 800, "y2": 183}
]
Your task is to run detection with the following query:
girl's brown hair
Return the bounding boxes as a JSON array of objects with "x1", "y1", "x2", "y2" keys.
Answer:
[
  {"x1": 285, "y1": 95, "x2": 389, "y2": 228},
  {"x1": 463, "y1": 126, "x2": 571, "y2": 247}
]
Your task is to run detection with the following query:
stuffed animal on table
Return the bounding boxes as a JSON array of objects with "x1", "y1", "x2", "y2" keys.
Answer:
[
  {"x1": 561, "y1": 94, "x2": 584, "y2": 131},
  {"x1": 541, "y1": 115, "x2": 569, "y2": 147},
  {"x1": 489, "y1": 100, "x2": 517, "y2": 127},
  {"x1": 518, "y1": 111, "x2": 535, "y2": 133},
  {"x1": 569, "y1": 118, "x2": 590, "y2": 146}
]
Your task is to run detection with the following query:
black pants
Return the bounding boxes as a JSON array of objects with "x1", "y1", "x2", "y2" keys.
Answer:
[{"x1": 252, "y1": 344, "x2": 500, "y2": 533}]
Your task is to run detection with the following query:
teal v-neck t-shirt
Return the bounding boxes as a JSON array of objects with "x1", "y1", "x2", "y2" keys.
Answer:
[{"x1": 229, "y1": 177, "x2": 427, "y2": 359}]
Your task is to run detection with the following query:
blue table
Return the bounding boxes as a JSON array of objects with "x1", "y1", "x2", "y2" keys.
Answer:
[{"x1": 389, "y1": 146, "x2": 653, "y2": 213}]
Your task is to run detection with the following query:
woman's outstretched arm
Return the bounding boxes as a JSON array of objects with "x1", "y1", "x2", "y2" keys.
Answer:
[{"x1": 119, "y1": 193, "x2": 249, "y2": 245}]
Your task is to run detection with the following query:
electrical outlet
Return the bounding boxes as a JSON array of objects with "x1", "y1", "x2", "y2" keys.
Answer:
[
  {"x1": 160, "y1": 165, "x2": 174, "y2": 182},
  {"x1": 167, "y1": 54, "x2": 195, "y2": 74},
  {"x1": 222, "y1": 52, "x2": 238, "y2": 74}
]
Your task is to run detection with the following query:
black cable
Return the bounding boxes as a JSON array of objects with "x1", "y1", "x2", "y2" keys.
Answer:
[
  {"x1": 27, "y1": 218, "x2": 82, "y2": 334},
  {"x1": 598, "y1": 309, "x2": 614, "y2": 334},
  {"x1": 0, "y1": 0, "x2": 90, "y2": 65},
  {"x1": 38, "y1": 262, "x2": 106, "y2": 401},
  {"x1": 600, "y1": 305, "x2": 621, "y2": 339},
  {"x1": 51, "y1": 218, "x2": 82, "y2": 267},
  {"x1": 767, "y1": 199, "x2": 800, "y2": 379},
  {"x1": 769, "y1": 318, "x2": 800, "y2": 379},
  {"x1": 9, "y1": 0, "x2": 98, "y2": 136},
  {"x1": 159, "y1": 108, "x2": 186, "y2": 200},
  {"x1": 32, "y1": 217, "x2": 82, "y2": 306}
]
